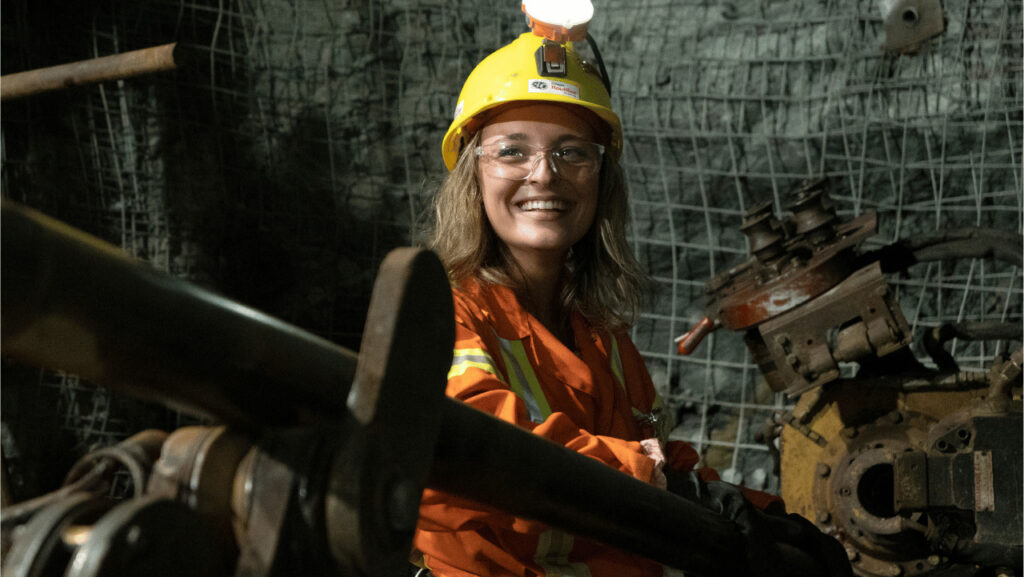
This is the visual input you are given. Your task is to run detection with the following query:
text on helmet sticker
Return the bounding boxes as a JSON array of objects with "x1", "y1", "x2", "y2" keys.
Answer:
[{"x1": 527, "y1": 79, "x2": 580, "y2": 100}]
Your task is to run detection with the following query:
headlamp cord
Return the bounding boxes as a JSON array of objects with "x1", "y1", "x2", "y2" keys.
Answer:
[{"x1": 585, "y1": 33, "x2": 612, "y2": 97}]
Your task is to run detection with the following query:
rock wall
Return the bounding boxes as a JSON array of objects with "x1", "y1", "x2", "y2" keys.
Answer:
[{"x1": 2, "y1": 0, "x2": 1020, "y2": 499}]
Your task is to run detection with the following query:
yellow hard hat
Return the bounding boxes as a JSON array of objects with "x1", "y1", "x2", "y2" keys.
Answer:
[{"x1": 441, "y1": 32, "x2": 622, "y2": 171}]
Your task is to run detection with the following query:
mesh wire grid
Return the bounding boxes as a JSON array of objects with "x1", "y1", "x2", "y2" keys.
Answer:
[{"x1": 1, "y1": 0, "x2": 1020, "y2": 499}]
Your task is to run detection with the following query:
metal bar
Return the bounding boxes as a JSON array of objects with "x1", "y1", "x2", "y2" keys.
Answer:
[
  {"x1": 0, "y1": 199, "x2": 357, "y2": 429},
  {"x1": 0, "y1": 42, "x2": 180, "y2": 101},
  {"x1": 430, "y1": 397, "x2": 821, "y2": 577},
  {"x1": 0, "y1": 200, "x2": 825, "y2": 576}
]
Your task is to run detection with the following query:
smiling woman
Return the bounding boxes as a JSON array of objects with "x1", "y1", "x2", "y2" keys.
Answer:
[
  {"x1": 411, "y1": 15, "x2": 844, "y2": 577},
  {"x1": 475, "y1": 103, "x2": 601, "y2": 333}
]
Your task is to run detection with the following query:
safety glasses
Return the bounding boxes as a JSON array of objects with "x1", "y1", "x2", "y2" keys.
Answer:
[{"x1": 475, "y1": 141, "x2": 605, "y2": 181}]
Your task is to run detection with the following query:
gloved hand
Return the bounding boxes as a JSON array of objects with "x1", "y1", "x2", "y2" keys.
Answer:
[
  {"x1": 664, "y1": 470, "x2": 853, "y2": 577},
  {"x1": 639, "y1": 438, "x2": 668, "y2": 490}
]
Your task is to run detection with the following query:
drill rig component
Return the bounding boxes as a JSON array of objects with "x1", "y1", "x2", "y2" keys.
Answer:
[
  {"x1": 923, "y1": 322, "x2": 1022, "y2": 373},
  {"x1": 0, "y1": 430, "x2": 168, "y2": 534},
  {"x1": 0, "y1": 200, "x2": 833, "y2": 577},
  {"x1": 1, "y1": 199, "x2": 359, "y2": 429},
  {"x1": 786, "y1": 376, "x2": 1022, "y2": 577},
  {"x1": 709, "y1": 181, "x2": 879, "y2": 333},
  {"x1": 678, "y1": 179, "x2": 914, "y2": 395},
  {"x1": 65, "y1": 496, "x2": 224, "y2": 577},
  {"x1": 679, "y1": 180, "x2": 1022, "y2": 577}
]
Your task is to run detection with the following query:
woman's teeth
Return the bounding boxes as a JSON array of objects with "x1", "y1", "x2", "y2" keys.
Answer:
[{"x1": 519, "y1": 199, "x2": 567, "y2": 211}]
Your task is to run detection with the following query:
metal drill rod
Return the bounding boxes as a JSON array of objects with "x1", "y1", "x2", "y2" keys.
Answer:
[
  {"x1": 1, "y1": 199, "x2": 357, "y2": 428},
  {"x1": 0, "y1": 200, "x2": 827, "y2": 576},
  {"x1": 431, "y1": 397, "x2": 823, "y2": 577},
  {"x1": 1, "y1": 43, "x2": 180, "y2": 101}
]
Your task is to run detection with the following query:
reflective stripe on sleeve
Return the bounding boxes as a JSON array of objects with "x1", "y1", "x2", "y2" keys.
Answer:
[
  {"x1": 535, "y1": 529, "x2": 591, "y2": 577},
  {"x1": 448, "y1": 348, "x2": 501, "y2": 380},
  {"x1": 495, "y1": 335, "x2": 552, "y2": 424},
  {"x1": 609, "y1": 334, "x2": 626, "y2": 390},
  {"x1": 609, "y1": 333, "x2": 671, "y2": 443}
]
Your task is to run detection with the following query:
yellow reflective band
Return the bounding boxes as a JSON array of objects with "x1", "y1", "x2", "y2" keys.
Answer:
[
  {"x1": 448, "y1": 360, "x2": 498, "y2": 380},
  {"x1": 448, "y1": 348, "x2": 502, "y2": 380},
  {"x1": 609, "y1": 333, "x2": 626, "y2": 390},
  {"x1": 496, "y1": 335, "x2": 552, "y2": 423},
  {"x1": 535, "y1": 529, "x2": 591, "y2": 577},
  {"x1": 610, "y1": 334, "x2": 672, "y2": 441}
]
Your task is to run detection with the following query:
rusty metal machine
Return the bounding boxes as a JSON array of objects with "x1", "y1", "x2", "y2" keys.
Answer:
[
  {"x1": 678, "y1": 180, "x2": 1023, "y2": 577},
  {"x1": 0, "y1": 199, "x2": 840, "y2": 577}
]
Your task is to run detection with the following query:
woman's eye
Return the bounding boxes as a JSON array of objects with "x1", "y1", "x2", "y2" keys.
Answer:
[
  {"x1": 556, "y1": 147, "x2": 587, "y2": 162},
  {"x1": 496, "y1": 145, "x2": 526, "y2": 158}
]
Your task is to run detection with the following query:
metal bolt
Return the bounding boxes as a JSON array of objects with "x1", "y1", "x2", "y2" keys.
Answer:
[
  {"x1": 816, "y1": 463, "x2": 831, "y2": 478},
  {"x1": 845, "y1": 548, "x2": 860, "y2": 562},
  {"x1": 387, "y1": 479, "x2": 420, "y2": 532},
  {"x1": 125, "y1": 525, "x2": 142, "y2": 545},
  {"x1": 816, "y1": 511, "x2": 831, "y2": 524},
  {"x1": 123, "y1": 524, "x2": 147, "y2": 557},
  {"x1": 927, "y1": 555, "x2": 941, "y2": 566},
  {"x1": 888, "y1": 564, "x2": 904, "y2": 576}
]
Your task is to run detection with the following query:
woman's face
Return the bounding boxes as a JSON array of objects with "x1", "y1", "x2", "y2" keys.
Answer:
[{"x1": 477, "y1": 102, "x2": 601, "y2": 267}]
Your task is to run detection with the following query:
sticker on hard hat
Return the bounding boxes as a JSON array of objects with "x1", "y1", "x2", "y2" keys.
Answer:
[
  {"x1": 453, "y1": 99, "x2": 465, "y2": 120},
  {"x1": 527, "y1": 79, "x2": 580, "y2": 100}
]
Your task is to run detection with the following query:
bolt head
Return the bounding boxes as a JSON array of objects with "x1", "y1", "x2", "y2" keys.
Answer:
[
  {"x1": 815, "y1": 463, "x2": 831, "y2": 477},
  {"x1": 386, "y1": 479, "x2": 420, "y2": 532}
]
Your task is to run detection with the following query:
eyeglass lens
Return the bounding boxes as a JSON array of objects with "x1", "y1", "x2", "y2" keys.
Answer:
[{"x1": 476, "y1": 142, "x2": 603, "y2": 181}]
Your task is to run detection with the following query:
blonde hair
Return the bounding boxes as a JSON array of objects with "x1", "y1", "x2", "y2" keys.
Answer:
[{"x1": 425, "y1": 131, "x2": 647, "y2": 330}]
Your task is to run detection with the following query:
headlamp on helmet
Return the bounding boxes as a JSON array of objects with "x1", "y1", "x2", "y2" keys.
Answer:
[{"x1": 441, "y1": 0, "x2": 619, "y2": 171}]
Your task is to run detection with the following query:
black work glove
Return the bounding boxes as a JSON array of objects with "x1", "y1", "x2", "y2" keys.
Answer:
[{"x1": 665, "y1": 470, "x2": 853, "y2": 577}]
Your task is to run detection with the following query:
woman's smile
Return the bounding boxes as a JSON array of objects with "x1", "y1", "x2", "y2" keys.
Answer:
[{"x1": 477, "y1": 103, "x2": 600, "y2": 262}]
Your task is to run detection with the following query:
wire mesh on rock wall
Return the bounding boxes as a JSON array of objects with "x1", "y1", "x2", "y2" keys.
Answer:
[
  {"x1": 600, "y1": 0, "x2": 1022, "y2": 491},
  {"x1": 1, "y1": 0, "x2": 1020, "y2": 501}
]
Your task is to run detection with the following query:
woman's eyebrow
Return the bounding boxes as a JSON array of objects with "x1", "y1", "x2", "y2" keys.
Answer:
[
  {"x1": 488, "y1": 133, "x2": 529, "y2": 141},
  {"x1": 485, "y1": 133, "x2": 591, "y2": 143}
]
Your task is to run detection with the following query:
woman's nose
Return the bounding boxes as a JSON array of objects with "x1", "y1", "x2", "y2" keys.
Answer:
[{"x1": 525, "y1": 152, "x2": 558, "y2": 183}]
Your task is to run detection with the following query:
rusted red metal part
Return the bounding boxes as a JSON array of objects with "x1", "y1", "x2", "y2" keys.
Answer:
[{"x1": 709, "y1": 210, "x2": 877, "y2": 331}]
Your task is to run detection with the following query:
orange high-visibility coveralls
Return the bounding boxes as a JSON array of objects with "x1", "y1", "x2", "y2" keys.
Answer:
[{"x1": 414, "y1": 278, "x2": 775, "y2": 577}]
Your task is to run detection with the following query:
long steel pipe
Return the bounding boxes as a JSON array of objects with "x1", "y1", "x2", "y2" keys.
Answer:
[
  {"x1": 1, "y1": 200, "x2": 357, "y2": 428},
  {"x1": 1, "y1": 43, "x2": 180, "y2": 101},
  {"x1": 0, "y1": 200, "x2": 825, "y2": 576}
]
